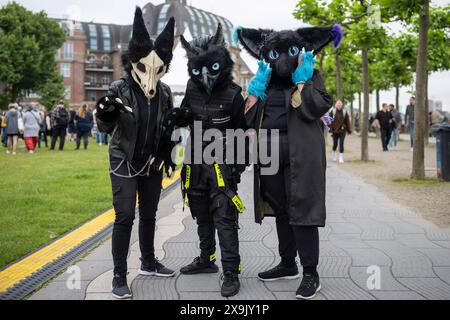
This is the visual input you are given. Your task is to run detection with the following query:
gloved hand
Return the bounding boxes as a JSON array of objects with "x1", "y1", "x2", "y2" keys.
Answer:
[
  {"x1": 96, "y1": 95, "x2": 132, "y2": 122},
  {"x1": 292, "y1": 50, "x2": 315, "y2": 85},
  {"x1": 248, "y1": 60, "x2": 272, "y2": 100},
  {"x1": 164, "y1": 108, "x2": 193, "y2": 129}
]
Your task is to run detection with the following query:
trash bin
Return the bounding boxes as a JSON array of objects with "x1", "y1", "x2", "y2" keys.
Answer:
[{"x1": 431, "y1": 122, "x2": 450, "y2": 182}]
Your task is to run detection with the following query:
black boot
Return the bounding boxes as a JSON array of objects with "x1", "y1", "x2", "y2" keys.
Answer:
[
  {"x1": 180, "y1": 257, "x2": 219, "y2": 275},
  {"x1": 296, "y1": 273, "x2": 321, "y2": 300},
  {"x1": 258, "y1": 262, "x2": 300, "y2": 282},
  {"x1": 221, "y1": 271, "x2": 240, "y2": 297}
]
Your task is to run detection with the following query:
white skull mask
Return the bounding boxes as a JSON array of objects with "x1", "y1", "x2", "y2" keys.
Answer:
[{"x1": 131, "y1": 51, "x2": 167, "y2": 99}]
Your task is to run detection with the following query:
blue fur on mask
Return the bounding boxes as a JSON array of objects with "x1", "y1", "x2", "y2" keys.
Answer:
[
  {"x1": 331, "y1": 24, "x2": 343, "y2": 49},
  {"x1": 232, "y1": 26, "x2": 243, "y2": 46}
]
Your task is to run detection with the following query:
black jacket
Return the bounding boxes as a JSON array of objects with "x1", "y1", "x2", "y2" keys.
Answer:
[
  {"x1": 246, "y1": 70, "x2": 332, "y2": 226},
  {"x1": 97, "y1": 75, "x2": 175, "y2": 169}
]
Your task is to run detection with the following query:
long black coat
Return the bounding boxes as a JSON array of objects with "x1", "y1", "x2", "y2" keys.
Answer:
[{"x1": 246, "y1": 70, "x2": 332, "y2": 227}]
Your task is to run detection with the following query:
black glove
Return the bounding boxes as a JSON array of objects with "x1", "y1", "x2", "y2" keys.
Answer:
[
  {"x1": 96, "y1": 95, "x2": 132, "y2": 122},
  {"x1": 164, "y1": 108, "x2": 193, "y2": 128}
]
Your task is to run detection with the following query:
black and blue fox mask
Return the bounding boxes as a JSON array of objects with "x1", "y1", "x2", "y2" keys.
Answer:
[
  {"x1": 234, "y1": 25, "x2": 343, "y2": 87},
  {"x1": 122, "y1": 7, "x2": 175, "y2": 99},
  {"x1": 180, "y1": 23, "x2": 234, "y2": 95}
]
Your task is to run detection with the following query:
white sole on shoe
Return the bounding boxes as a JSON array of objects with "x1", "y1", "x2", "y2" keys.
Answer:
[
  {"x1": 296, "y1": 284, "x2": 322, "y2": 300},
  {"x1": 258, "y1": 274, "x2": 301, "y2": 282},
  {"x1": 112, "y1": 293, "x2": 132, "y2": 300},
  {"x1": 139, "y1": 269, "x2": 176, "y2": 278}
]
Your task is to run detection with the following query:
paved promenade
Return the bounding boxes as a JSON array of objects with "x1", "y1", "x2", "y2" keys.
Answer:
[{"x1": 30, "y1": 164, "x2": 450, "y2": 300}]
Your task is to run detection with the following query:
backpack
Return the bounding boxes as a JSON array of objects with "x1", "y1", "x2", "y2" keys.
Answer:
[{"x1": 54, "y1": 106, "x2": 69, "y2": 127}]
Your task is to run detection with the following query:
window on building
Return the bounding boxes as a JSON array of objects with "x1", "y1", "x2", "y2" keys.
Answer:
[
  {"x1": 86, "y1": 91, "x2": 97, "y2": 102},
  {"x1": 64, "y1": 42, "x2": 74, "y2": 60},
  {"x1": 101, "y1": 25, "x2": 111, "y2": 51},
  {"x1": 87, "y1": 54, "x2": 96, "y2": 64},
  {"x1": 157, "y1": 4, "x2": 171, "y2": 33},
  {"x1": 101, "y1": 55, "x2": 110, "y2": 67},
  {"x1": 60, "y1": 63, "x2": 71, "y2": 78},
  {"x1": 88, "y1": 24, "x2": 98, "y2": 51},
  {"x1": 86, "y1": 73, "x2": 96, "y2": 84},
  {"x1": 102, "y1": 75, "x2": 111, "y2": 85},
  {"x1": 64, "y1": 86, "x2": 71, "y2": 100}
]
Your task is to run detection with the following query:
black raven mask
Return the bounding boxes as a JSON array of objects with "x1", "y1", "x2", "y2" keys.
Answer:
[
  {"x1": 122, "y1": 7, "x2": 175, "y2": 99},
  {"x1": 180, "y1": 23, "x2": 234, "y2": 95},
  {"x1": 234, "y1": 24, "x2": 343, "y2": 87}
]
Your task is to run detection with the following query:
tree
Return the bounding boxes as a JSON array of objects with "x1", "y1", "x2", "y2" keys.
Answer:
[
  {"x1": 0, "y1": 2, "x2": 65, "y2": 103},
  {"x1": 36, "y1": 73, "x2": 66, "y2": 109}
]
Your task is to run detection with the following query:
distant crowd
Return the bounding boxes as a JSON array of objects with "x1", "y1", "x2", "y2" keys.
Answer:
[{"x1": 1, "y1": 101, "x2": 108, "y2": 155}]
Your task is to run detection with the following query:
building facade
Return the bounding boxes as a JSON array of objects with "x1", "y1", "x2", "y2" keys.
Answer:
[{"x1": 52, "y1": 0, "x2": 253, "y2": 106}]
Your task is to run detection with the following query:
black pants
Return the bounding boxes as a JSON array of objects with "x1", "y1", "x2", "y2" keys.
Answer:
[
  {"x1": 185, "y1": 165, "x2": 240, "y2": 272},
  {"x1": 38, "y1": 129, "x2": 48, "y2": 148},
  {"x1": 50, "y1": 126, "x2": 67, "y2": 151},
  {"x1": 76, "y1": 131, "x2": 90, "y2": 150},
  {"x1": 260, "y1": 134, "x2": 319, "y2": 274},
  {"x1": 110, "y1": 170, "x2": 163, "y2": 277},
  {"x1": 332, "y1": 132, "x2": 346, "y2": 153},
  {"x1": 380, "y1": 127, "x2": 392, "y2": 151}
]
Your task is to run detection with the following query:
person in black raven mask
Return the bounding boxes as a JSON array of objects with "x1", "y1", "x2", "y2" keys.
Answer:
[
  {"x1": 95, "y1": 7, "x2": 177, "y2": 299},
  {"x1": 167, "y1": 23, "x2": 246, "y2": 297}
]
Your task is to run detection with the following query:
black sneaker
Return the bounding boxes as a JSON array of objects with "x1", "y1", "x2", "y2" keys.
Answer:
[
  {"x1": 221, "y1": 271, "x2": 240, "y2": 297},
  {"x1": 112, "y1": 276, "x2": 132, "y2": 300},
  {"x1": 258, "y1": 262, "x2": 300, "y2": 282},
  {"x1": 139, "y1": 258, "x2": 176, "y2": 278},
  {"x1": 180, "y1": 257, "x2": 219, "y2": 275},
  {"x1": 296, "y1": 274, "x2": 321, "y2": 300}
]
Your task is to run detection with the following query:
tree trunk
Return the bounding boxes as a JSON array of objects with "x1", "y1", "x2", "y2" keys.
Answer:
[
  {"x1": 376, "y1": 89, "x2": 380, "y2": 111},
  {"x1": 350, "y1": 97, "x2": 354, "y2": 126},
  {"x1": 395, "y1": 84, "x2": 400, "y2": 111},
  {"x1": 424, "y1": 72, "x2": 429, "y2": 145},
  {"x1": 411, "y1": 0, "x2": 429, "y2": 180},
  {"x1": 335, "y1": 53, "x2": 343, "y2": 100},
  {"x1": 358, "y1": 92, "x2": 362, "y2": 132},
  {"x1": 361, "y1": 48, "x2": 370, "y2": 162}
]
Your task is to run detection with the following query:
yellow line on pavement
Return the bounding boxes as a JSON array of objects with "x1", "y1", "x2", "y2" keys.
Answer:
[{"x1": 0, "y1": 172, "x2": 180, "y2": 293}]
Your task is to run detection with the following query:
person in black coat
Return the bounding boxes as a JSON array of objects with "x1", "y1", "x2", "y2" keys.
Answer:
[
  {"x1": 74, "y1": 104, "x2": 93, "y2": 150},
  {"x1": 95, "y1": 8, "x2": 176, "y2": 299},
  {"x1": 235, "y1": 24, "x2": 342, "y2": 299}
]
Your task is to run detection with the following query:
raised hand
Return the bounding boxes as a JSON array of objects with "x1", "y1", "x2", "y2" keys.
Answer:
[
  {"x1": 292, "y1": 50, "x2": 315, "y2": 85},
  {"x1": 97, "y1": 95, "x2": 132, "y2": 114},
  {"x1": 248, "y1": 60, "x2": 272, "y2": 100}
]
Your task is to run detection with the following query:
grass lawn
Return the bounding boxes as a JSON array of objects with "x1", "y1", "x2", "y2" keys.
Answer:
[{"x1": 0, "y1": 140, "x2": 112, "y2": 268}]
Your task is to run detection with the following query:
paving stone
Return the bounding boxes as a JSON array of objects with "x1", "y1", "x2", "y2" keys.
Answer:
[
  {"x1": 263, "y1": 278, "x2": 302, "y2": 292},
  {"x1": 370, "y1": 291, "x2": 425, "y2": 300},
  {"x1": 382, "y1": 221, "x2": 425, "y2": 234},
  {"x1": 84, "y1": 293, "x2": 115, "y2": 300},
  {"x1": 132, "y1": 276, "x2": 178, "y2": 300},
  {"x1": 240, "y1": 241, "x2": 274, "y2": 257},
  {"x1": 240, "y1": 256, "x2": 275, "y2": 278},
  {"x1": 177, "y1": 273, "x2": 221, "y2": 292},
  {"x1": 272, "y1": 291, "x2": 327, "y2": 300},
  {"x1": 426, "y1": 229, "x2": 450, "y2": 241},
  {"x1": 349, "y1": 266, "x2": 408, "y2": 292},
  {"x1": 163, "y1": 242, "x2": 200, "y2": 258},
  {"x1": 320, "y1": 278, "x2": 375, "y2": 300},
  {"x1": 179, "y1": 291, "x2": 223, "y2": 300},
  {"x1": 434, "y1": 241, "x2": 450, "y2": 249},
  {"x1": 319, "y1": 225, "x2": 332, "y2": 241},
  {"x1": 344, "y1": 248, "x2": 391, "y2": 267},
  {"x1": 239, "y1": 222, "x2": 272, "y2": 242},
  {"x1": 55, "y1": 260, "x2": 112, "y2": 281},
  {"x1": 418, "y1": 248, "x2": 450, "y2": 266},
  {"x1": 318, "y1": 256, "x2": 352, "y2": 278},
  {"x1": 228, "y1": 278, "x2": 276, "y2": 300},
  {"x1": 320, "y1": 241, "x2": 350, "y2": 257},
  {"x1": 398, "y1": 278, "x2": 450, "y2": 300},
  {"x1": 433, "y1": 267, "x2": 450, "y2": 285},
  {"x1": 30, "y1": 280, "x2": 90, "y2": 300},
  {"x1": 328, "y1": 234, "x2": 370, "y2": 249},
  {"x1": 392, "y1": 256, "x2": 435, "y2": 278},
  {"x1": 329, "y1": 222, "x2": 362, "y2": 234},
  {"x1": 396, "y1": 234, "x2": 442, "y2": 249}
]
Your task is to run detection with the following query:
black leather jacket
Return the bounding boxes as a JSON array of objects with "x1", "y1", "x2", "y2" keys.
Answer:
[{"x1": 96, "y1": 75, "x2": 175, "y2": 170}]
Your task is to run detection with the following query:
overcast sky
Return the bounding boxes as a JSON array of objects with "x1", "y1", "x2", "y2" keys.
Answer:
[{"x1": 1, "y1": 0, "x2": 449, "y2": 112}]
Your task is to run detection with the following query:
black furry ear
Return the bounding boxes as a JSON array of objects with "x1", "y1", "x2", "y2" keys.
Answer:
[
  {"x1": 210, "y1": 23, "x2": 225, "y2": 46},
  {"x1": 155, "y1": 17, "x2": 175, "y2": 65},
  {"x1": 129, "y1": 7, "x2": 153, "y2": 62},
  {"x1": 296, "y1": 24, "x2": 343, "y2": 54},
  {"x1": 234, "y1": 27, "x2": 273, "y2": 59},
  {"x1": 180, "y1": 34, "x2": 198, "y2": 55}
]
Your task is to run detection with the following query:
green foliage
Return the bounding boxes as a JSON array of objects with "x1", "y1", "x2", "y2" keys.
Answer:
[
  {"x1": 0, "y1": 2, "x2": 65, "y2": 102},
  {"x1": 36, "y1": 73, "x2": 66, "y2": 109}
]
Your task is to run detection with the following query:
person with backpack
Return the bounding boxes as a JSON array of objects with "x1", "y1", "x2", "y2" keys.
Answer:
[
  {"x1": 50, "y1": 101, "x2": 69, "y2": 151},
  {"x1": 329, "y1": 99, "x2": 352, "y2": 163}
]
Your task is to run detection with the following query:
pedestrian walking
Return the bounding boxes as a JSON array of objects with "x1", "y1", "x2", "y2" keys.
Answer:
[
  {"x1": 93, "y1": 109, "x2": 106, "y2": 146},
  {"x1": 389, "y1": 104, "x2": 402, "y2": 149},
  {"x1": 375, "y1": 103, "x2": 394, "y2": 152},
  {"x1": 38, "y1": 106, "x2": 49, "y2": 148},
  {"x1": 329, "y1": 99, "x2": 352, "y2": 163},
  {"x1": 405, "y1": 96, "x2": 416, "y2": 151},
  {"x1": 5, "y1": 103, "x2": 20, "y2": 155},
  {"x1": 23, "y1": 105, "x2": 42, "y2": 154},
  {"x1": 68, "y1": 107, "x2": 76, "y2": 142},
  {"x1": 50, "y1": 101, "x2": 69, "y2": 151},
  {"x1": 74, "y1": 104, "x2": 94, "y2": 150},
  {"x1": 1, "y1": 111, "x2": 7, "y2": 147}
]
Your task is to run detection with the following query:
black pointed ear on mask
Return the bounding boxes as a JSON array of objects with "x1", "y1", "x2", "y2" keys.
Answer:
[
  {"x1": 155, "y1": 17, "x2": 175, "y2": 65},
  {"x1": 233, "y1": 27, "x2": 272, "y2": 59},
  {"x1": 210, "y1": 23, "x2": 225, "y2": 46},
  {"x1": 129, "y1": 6, "x2": 154, "y2": 62},
  {"x1": 180, "y1": 34, "x2": 199, "y2": 55},
  {"x1": 296, "y1": 24, "x2": 343, "y2": 54}
]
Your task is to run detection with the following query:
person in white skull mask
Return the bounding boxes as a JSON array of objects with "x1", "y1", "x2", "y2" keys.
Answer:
[{"x1": 95, "y1": 7, "x2": 177, "y2": 300}]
